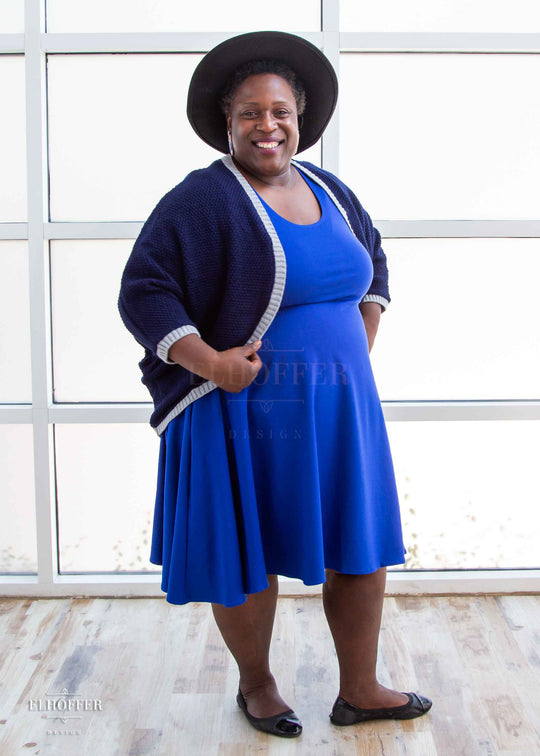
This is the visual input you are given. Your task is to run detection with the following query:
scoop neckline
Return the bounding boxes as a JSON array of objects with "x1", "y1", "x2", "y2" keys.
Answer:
[{"x1": 255, "y1": 169, "x2": 324, "y2": 228}]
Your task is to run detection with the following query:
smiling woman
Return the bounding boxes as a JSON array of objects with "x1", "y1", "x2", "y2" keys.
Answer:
[{"x1": 118, "y1": 30, "x2": 431, "y2": 739}]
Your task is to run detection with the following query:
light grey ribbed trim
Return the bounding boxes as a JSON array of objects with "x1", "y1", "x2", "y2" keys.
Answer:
[
  {"x1": 221, "y1": 155, "x2": 288, "y2": 342},
  {"x1": 157, "y1": 324, "x2": 201, "y2": 364},
  {"x1": 155, "y1": 379, "x2": 218, "y2": 435},
  {"x1": 290, "y1": 159, "x2": 355, "y2": 233},
  {"x1": 361, "y1": 294, "x2": 389, "y2": 312}
]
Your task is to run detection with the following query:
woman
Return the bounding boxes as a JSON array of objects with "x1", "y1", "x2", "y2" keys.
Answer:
[{"x1": 118, "y1": 31, "x2": 431, "y2": 738}]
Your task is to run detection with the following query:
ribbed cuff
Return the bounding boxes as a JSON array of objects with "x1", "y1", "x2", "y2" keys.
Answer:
[
  {"x1": 157, "y1": 325, "x2": 201, "y2": 364},
  {"x1": 360, "y1": 294, "x2": 389, "y2": 312}
]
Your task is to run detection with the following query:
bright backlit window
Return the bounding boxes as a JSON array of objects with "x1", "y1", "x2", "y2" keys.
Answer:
[
  {"x1": 340, "y1": 53, "x2": 540, "y2": 220},
  {"x1": 47, "y1": 0, "x2": 321, "y2": 33},
  {"x1": 340, "y1": 0, "x2": 540, "y2": 32},
  {"x1": 0, "y1": 242, "x2": 31, "y2": 402},
  {"x1": 371, "y1": 238, "x2": 540, "y2": 401},
  {"x1": 0, "y1": 56, "x2": 26, "y2": 222}
]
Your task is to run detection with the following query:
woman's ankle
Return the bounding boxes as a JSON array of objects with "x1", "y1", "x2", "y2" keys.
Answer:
[{"x1": 239, "y1": 672, "x2": 276, "y2": 695}]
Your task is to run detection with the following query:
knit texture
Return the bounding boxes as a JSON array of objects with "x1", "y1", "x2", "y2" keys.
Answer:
[{"x1": 118, "y1": 157, "x2": 390, "y2": 434}]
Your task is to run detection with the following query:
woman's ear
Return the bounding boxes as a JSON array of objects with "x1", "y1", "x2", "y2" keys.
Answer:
[{"x1": 226, "y1": 113, "x2": 232, "y2": 131}]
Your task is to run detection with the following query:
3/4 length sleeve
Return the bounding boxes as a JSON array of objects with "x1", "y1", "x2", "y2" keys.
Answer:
[
  {"x1": 346, "y1": 190, "x2": 391, "y2": 312},
  {"x1": 360, "y1": 220, "x2": 390, "y2": 312},
  {"x1": 118, "y1": 196, "x2": 201, "y2": 365}
]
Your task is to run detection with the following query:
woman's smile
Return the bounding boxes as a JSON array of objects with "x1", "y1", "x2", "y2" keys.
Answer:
[{"x1": 253, "y1": 139, "x2": 285, "y2": 154}]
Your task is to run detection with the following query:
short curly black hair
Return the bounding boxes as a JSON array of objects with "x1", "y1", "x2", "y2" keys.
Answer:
[{"x1": 219, "y1": 59, "x2": 307, "y2": 116}]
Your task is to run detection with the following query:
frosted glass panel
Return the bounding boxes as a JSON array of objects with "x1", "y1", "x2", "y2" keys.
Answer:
[
  {"x1": 340, "y1": 54, "x2": 540, "y2": 220},
  {"x1": 295, "y1": 141, "x2": 321, "y2": 165},
  {"x1": 0, "y1": 56, "x2": 26, "y2": 222},
  {"x1": 48, "y1": 54, "x2": 320, "y2": 222},
  {"x1": 0, "y1": 242, "x2": 31, "y2": 402},
  {"x1": 0, "y1": 0, "x2": 24, "y2": 33},
  {"x1": 48, "y1": 55, "x2": 218, "y2": 221},
  {"x1": 341, "y1": 0, "x2": 540, "y2": 32},
  {"x1": 0, "y1": 425, "x2": 36, "y2": 573},
  {"x1": 55, "y1": 424, "x2": 160, "y2": 572},
  {"x1": 388, "y1": 421, "x2": 540, "y2": 569},
  {"x1": 50, "y1": 240, "x2": 149, "y2": 402},
  {"x1": 370, "y1": 238, "x2": 540, "y2": 401},
  {"x1": 47, "y1": 0, "x2": 320, "y2": 32}
]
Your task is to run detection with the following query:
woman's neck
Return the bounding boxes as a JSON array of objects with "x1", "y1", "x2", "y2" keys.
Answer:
[{"x1": 231, "y1": 158, "x2": 298, "y2": 193}]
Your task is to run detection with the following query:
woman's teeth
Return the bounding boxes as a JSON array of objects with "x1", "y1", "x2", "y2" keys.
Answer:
[{"x1": 257, "y1": 142, "x2": 280, "y2": 149}]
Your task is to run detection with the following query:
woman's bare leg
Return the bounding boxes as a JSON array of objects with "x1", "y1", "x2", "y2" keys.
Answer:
[
  {"x1": 211, "y1": 574, "x2": 293, "y2": 718},
  {"x1": 322, "y1": 566, "x2": 409, "y2": 708}
]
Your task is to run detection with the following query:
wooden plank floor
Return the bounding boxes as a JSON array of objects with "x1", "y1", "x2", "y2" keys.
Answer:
[{"x1": 0, "y1": 595, "x2": 538, "y2": 755}]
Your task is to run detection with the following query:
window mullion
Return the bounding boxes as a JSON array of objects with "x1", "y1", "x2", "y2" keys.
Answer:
[{"x1": 25, "y1": 0, "x2": 58, "y2": 586}]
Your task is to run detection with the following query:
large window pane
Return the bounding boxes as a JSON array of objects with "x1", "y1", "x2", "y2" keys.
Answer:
[
  {"x1": 370, "y1": 238, "x2": 540, "y2": 401},
  {"x1": 48, "y1": 54, "x2": 215, "y2": 222},
  {"x1": 46, "y1": 0, "x2": 320, "y2": 32},
  {"x1": 341, "y1": 0, "x2": 540, "y2": 32},
  {"x1": 0, "y1": 242, "x2": 31, "y2": 402},
  {"x1": 48, "y1": 54, "x2": 320, "y2": 222},
  {"x1": 50, "y1": 240, "x2": 148, "y2": 402},
  {"x1": 340, "y1": 53, "x2": 540, "y2": 220},
  {"x1": 55, "y1": 424, "x2": 160, "y2": 573},
  {"x1": 0, "y1": 0, "x2": 24, "y2": 33},
  {"x1": 0, "y1": 425, "x2": 36, "y2": 573},
  {"x1": 388, "y1": 420, "x2": 540, "y2": 570},
  {"x1": 0, "y1": 56, "x2": 26, "y2": 222}
]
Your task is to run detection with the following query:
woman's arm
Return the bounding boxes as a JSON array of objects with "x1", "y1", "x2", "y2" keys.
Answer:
[
  {"x1": 359, "y1": 301, "x2": 382, "y2": 353},
  {"x1": 168, "y1": 333, "x2": 221, "y2": 380}
]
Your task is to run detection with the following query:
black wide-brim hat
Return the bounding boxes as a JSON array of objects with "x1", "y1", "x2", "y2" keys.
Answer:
[{"x1": 187, "y1": 31, "x2": 338, "y2": 154}]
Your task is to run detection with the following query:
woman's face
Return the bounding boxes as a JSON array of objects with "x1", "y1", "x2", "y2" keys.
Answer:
[{"x1": 226, "y1": 73, "x2": 300, "y2": 181}]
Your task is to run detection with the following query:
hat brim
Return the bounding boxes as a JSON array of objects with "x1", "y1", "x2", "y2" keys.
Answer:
[{"x1": 187, "y1": 31, "x2": 338, "y2": 154}]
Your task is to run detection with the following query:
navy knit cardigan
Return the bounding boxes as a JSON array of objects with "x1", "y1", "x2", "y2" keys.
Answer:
[{"x1": 118, "y1": 155, "x2": 391, "y2": 435}]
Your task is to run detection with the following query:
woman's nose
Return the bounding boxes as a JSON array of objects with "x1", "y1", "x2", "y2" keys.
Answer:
[{"x1": 257, "y1": 112, "x2": 277, "y2": 131}]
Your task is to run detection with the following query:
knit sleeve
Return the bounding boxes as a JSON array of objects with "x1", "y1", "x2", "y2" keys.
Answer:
[
  {"x1": 118, "y1": 195, "x2": 201, "y2": 364},
  {"x1": 347, "y1": 192, "x2": 390, "y2": 312}
]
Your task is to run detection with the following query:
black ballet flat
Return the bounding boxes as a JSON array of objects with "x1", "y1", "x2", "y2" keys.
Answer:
[
  {"x1": 236, "y1": 688, "x2": 303, "y2": 738},
  {"x1": 330, "y1": 692, "x2": 432, "y2": 726}
]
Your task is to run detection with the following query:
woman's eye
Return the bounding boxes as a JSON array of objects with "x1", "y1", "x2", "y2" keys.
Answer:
[
  {"x1": 275, "y1": 110, "x2": 289, "y2": 117},
  {"x1": 242, "y1": 111, "x2": 257, "y2": 118}
]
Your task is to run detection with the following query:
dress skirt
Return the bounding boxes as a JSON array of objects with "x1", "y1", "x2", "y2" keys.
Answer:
[{"x1": 149, "y1": 172, "x2": 406, "y2": 607}]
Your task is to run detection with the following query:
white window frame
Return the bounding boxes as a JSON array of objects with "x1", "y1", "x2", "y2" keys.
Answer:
[{"x1": 1, "y1": 0, "x2": 539, "y2": 598}]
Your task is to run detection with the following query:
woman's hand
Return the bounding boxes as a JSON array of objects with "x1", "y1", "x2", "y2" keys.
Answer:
[
  {"x1": 207, "y1": 341, "x2": 263, "y2": 392},
  {"x1": 168, "y1": 333, "x2": 263, "y2": 391}
]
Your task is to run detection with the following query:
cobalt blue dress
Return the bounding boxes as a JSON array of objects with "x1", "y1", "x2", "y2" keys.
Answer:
[{"x1": 149, "y1": 172, "x2": 406, "y2": 607}]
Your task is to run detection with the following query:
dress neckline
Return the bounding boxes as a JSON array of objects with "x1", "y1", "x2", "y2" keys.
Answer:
[{"x1": 254, "y1": 170, "x2": 325, "y2": 228}]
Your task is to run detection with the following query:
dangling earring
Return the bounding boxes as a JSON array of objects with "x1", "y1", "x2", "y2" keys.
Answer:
[{"x1": 227, "y1": 130, "x2": 234, "y2": 157}]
